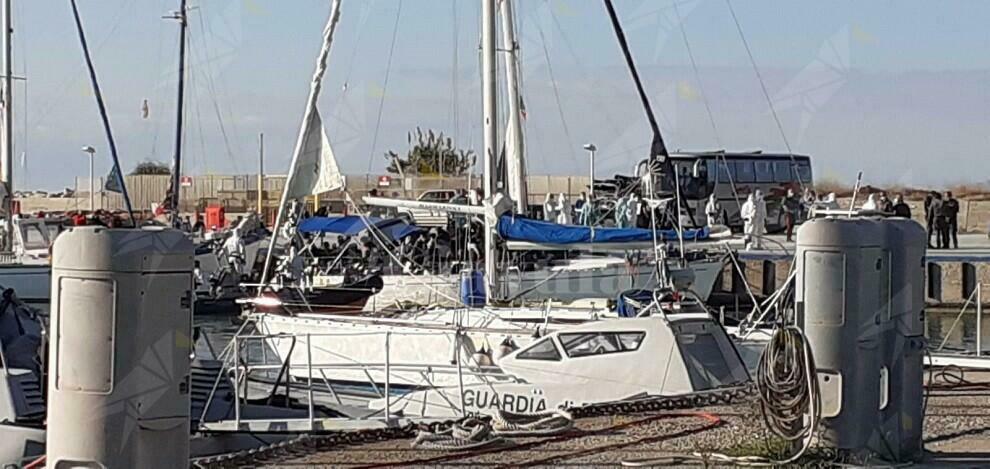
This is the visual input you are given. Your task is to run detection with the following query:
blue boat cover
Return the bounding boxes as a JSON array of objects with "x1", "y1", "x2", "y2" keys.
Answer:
[
  {"x1": 497, "y1": 215, "x2": 709, "y2": 244},
  {"x1": 298, "y1": 216, "x2": 422, "y2": 240}
]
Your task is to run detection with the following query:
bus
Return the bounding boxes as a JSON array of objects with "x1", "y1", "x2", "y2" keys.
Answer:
[{"x1": 661, "y1": 151, "x2": 813, "y2": 232}]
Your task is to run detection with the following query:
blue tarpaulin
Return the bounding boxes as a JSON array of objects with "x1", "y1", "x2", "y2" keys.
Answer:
[
  {"x1": 298, "y1": 216, "x2": 422, "y2": 240},
  {"x1": 497, "y1": 215, "x2": 709, "y2": 244}
]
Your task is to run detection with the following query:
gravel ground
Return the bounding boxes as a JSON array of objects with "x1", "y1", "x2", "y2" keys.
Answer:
[{"x1": 239, "y1": 372, "x2": 990, "y2": 468}]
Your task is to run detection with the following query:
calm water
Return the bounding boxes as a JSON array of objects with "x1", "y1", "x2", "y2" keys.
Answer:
[{"x1": 926, "y1": 308, "x2": 989, "y2": 354}]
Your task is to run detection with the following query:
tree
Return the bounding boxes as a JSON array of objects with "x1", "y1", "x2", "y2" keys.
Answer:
[
  {"x1": 131, "y1": 161, "x2": 171, "y2": 175},
  {"x1": 385, "y1": 127, "x2": 475, "y2": 176}
]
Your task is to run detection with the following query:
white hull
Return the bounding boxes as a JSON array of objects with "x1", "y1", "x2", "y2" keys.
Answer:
[
  {"x1": 315, "y1": 257, "x2": 723, "y2": 310},
  {"x1": 507, "y1": 257, "x2": 723, "y2": 303},
  {"x1": 249, "y1": 313, "x2": 749, "y2": 420},
  {"x1": 253, "y1": 306, "x2": 605, "y2": 388}
]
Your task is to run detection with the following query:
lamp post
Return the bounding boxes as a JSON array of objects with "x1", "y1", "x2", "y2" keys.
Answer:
[
  {"x1": 582, "y1": 143, "x2": 597, "y2": 201},
  {"x1": 81, "y1": 146, "x2": 96, "y2": 211}
]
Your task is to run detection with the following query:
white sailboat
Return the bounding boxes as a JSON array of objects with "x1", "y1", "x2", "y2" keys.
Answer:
[
  {"x1": 0, "y1": 1, "x2": 57, "y2": 311},
  {"x1": 243, "y1": 0, "x2": 748, "y2": 419}
]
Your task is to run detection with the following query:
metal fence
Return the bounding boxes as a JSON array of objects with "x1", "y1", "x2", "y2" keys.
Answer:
[{"x1": 79, "y1": 173, "x2": 592, "y2": 212}]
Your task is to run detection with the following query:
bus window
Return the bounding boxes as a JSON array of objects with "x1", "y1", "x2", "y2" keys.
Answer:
[
  {"x1": 773, "y1": 161, "x2": 792, "y2": 183},
  {"x1": 707, "y1": 158, "x2": 734, "y2": 184},
  {"x1": 755, "y1": 161, "x2": 774, "y2": 183},
  {"x1": 735, "y1": 161, "x2": 755, "y2": 183},
  {"x1": 795, "y1": 161, "x2": 813, "y2": 184}
]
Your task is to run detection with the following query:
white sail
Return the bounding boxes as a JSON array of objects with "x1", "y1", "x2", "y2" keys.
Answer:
[
  {"x1": 259, "y1": 0, "x2": 343, "y2": 287},
  {"x1": 284, "y1": 109, "x2": 343, "y2": 200}
]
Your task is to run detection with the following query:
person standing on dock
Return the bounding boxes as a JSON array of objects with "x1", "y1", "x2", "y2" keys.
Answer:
[
  {"x1": 942, "y1": 191, "x2": 960, "y2": 249},
  {"x1": 924, "y1": 191, "x2": 939, "y2": 248},
  {"x1": 782, "y1": 189, "x2": 800, "y2": 242},
  {"x1": 892, "y1": 194, "x2": 911, "y2": 219}
]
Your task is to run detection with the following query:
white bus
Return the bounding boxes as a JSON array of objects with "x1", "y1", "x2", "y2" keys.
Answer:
[{"x1": 663, "y1": 151, "x2": 813, "y2": 232}]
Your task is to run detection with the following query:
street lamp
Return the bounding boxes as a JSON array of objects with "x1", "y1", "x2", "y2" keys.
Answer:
[
  {"x1": 582, "y1": 143, "x2": 597, "y2": 201},
  {"x1": 81, "y1": 146, "x2": 96, "y2": 211}
]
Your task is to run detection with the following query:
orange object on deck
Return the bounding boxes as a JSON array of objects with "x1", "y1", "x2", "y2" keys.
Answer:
[{"x1": 205, "y1": 205, "x2": 226, "y2": 230}]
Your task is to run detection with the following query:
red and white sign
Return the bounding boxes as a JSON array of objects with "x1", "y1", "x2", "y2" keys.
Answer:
[
  {"x1": 377, "y1": 175, "x2": 392, "y2": 187},
  {"x1": 180, "y1": 176, "x2": 193, "y2": 187}
]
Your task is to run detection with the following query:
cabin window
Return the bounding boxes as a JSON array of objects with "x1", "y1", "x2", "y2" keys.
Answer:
[
  {"x1": 516, "y1": 338, "x2": 562, "y2": 361},
  {"x1": 559, "y1": 331, "x2": 646, "y2": 358},
  {"x1": 773, "y1": 161, "x2": 793, "y2": 183},
  {"x1": 677, "y1": 332, "x2": 741, "y2": 390},
  {"x1": 754, "y1": 161, "x2": 774, "y2": 183},
  {"x1": 20, "y1": 224, "x2": 48, "y2": 250},
  {"x1": 734, "y1": 161, "x2": 755, "y2": 183}
]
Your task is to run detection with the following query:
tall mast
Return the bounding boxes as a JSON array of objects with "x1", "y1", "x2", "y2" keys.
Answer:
[
  {"x1": 481, "y1": 0, "x2": 498, "y2": 301},
  {"x1": 499, "y1": 0, "x2": 526, "y2": 215},
  {"x1": 166, "y1": 0, "x2": 188, "y2": 226},
  {"x1": 2, "y1": 0, "x2": 12, "y2": 248}
]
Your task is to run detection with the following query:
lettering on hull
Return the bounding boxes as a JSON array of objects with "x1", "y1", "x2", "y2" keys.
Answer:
[{"x1": 462, "y1": 389, "x2": 547, "y2": 413}]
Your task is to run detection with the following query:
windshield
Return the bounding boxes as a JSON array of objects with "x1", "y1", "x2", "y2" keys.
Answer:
[{"x1": 20, "y1": 224, "x2": 49, "y2": 250}]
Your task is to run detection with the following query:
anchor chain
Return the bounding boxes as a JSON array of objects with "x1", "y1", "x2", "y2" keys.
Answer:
[{"x1": 190, "y1": 383, "x2": 755, "y2": 468}]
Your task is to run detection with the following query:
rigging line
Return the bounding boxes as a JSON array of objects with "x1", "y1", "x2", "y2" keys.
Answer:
[
  {"x1": 672, "y1": 1, "x2": 742, "y2": 212},
  {"x1": 194, "y1": 6, "x2": 242, "y2": 169},
  {"x1": 532, "y1": 10, "x2": 577, "y2": 166},
  {"x1": 449, "y1": 0, "x2": 459, "y2": 146},
  {"x1": 540, "y1": 2, "x2": 633, "y2": 163},
  {"x1": 188, "y1": 20, "x2": 238, "y2": 171},
  {"x1": 29, "y1": 0, "x2": 133, "y2": 132},
  {"x1": 724, "y1": 0, "x2": 807, "y2": 190},
  {"x1": 69, "y1": 0, "x2": 135, "y2": 224},
  {"x1": 148, "y1": 0, "x2": 169, "y2": 161},
  {"x1": 331, "y1": 0, "x2": 374, "y2": 137},
  {"x1": 366, "y1": 0, "x2": 403, "y2": 174}
]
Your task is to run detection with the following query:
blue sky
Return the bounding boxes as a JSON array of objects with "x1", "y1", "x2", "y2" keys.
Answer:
[{"x1": 12, "y1": 0, "x2": 990, "y2": 191}]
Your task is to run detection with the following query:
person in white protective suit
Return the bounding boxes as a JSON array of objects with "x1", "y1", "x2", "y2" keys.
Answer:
[
  {"x1": 626, "y1": 193, "x2": 640, "y2": 228},
  {"x1": 741, "y1": 191, "x2": 767, "y2": 250},
  {"x1": 543, "y1": 193, "x2": 557, "y2": 222},
  {"x1": 705, "y1": 194, "x2": 721, "y2": 227},
  {"x1": 555, "y1": 193, "x2": 572, "y2": 225},
  {"x1": 615, "y1": 195, "x2": 628, "y2": 228},
  {"x1": 579, "y1": 194, "x2": 594, "y2": 226},
  {"x1": 823, "y1": 192, "x2": 839, "y2": 210},
  {"x1": 223, "y1": 227, "x2": 246, "y2": 278},
  {"x1": 861, "y1": 193, "x2": 878, "y2": 211}
]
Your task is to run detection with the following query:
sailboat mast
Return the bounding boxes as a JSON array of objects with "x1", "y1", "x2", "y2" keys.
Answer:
[
  {"x1": 167, "y1": 0, "x2": 188, "y2": 226},
  {"x1": 498, "y1": 0, "x2": 526, "y2": 215},
  {"x1": 481, "y1": 0, "x2": 498, "y2": 301},
  {"x1": 2, "y1": 0, "x2": 12, "y2": 248}
]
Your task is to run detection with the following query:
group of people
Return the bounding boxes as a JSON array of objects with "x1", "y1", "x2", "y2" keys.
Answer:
[
  {"x1": 924, "y1": 191, "x2": 960, "y2": 249},
  {"x1": 542, "y1": 192, "x2": 595, "y2": 226}
]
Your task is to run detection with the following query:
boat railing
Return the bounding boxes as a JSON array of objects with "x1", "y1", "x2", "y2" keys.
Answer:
[
  {"x1": 199, "y1": 328, "x2": 513, "y2": 432},
  {"x1": 0, "y1": 251, "x2": 15, "y2": 265},
  {"x1": 936, "y1": 282, "x2": 983, "y2": 357}
]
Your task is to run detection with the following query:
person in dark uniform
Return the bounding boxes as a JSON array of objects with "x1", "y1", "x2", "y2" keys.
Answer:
[
  {"x1": 924, "y1": 191, "x2": 937, "y2": 248},
  {"x1": 943, "y1": 191, "x2": 960, "y2": 249},
  {"x1": 892, "y1": 194, "x2": 911, "y2": 218}
]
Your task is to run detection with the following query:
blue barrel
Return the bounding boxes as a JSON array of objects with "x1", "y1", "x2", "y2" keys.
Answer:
[{"x1": 460, "y1": 270, "x2": 486, "y2": 307}]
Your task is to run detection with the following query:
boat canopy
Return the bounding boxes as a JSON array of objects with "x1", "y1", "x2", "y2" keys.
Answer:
[
  {"x1": 298, "y1": 216, "x2": 422, "y2": 240},
  {"x1": 497, "y1": 215, "x2": 709, "y2": 245}
]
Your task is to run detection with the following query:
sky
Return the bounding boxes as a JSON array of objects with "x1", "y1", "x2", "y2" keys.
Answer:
[{"x1": 11, "y1": 0, "x2": 990, "y2": 191}]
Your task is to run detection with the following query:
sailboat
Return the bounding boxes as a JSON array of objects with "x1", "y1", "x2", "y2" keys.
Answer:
[
  {"x1": 241, "y1": 0, "x2": 749, "y2": 418},
  {"x1": 0, "y1": 1, "x2": 61, "y2": 312}
]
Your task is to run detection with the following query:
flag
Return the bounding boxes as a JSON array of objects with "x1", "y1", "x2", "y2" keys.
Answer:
[
  {"x1": 104, "y1": 164, "x2": 123, "y2": 193},
  {"x1": 283, "y1": 108, "x2": 344, "y2": 200}
]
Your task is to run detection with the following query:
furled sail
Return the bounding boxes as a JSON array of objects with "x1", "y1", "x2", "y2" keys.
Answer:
[
  {"x1": 497, "y1": 215, "x2": 709, "y2": 244},
  {"x1": 284, "y1": 109, "x2": 343, "y2": 200}
]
